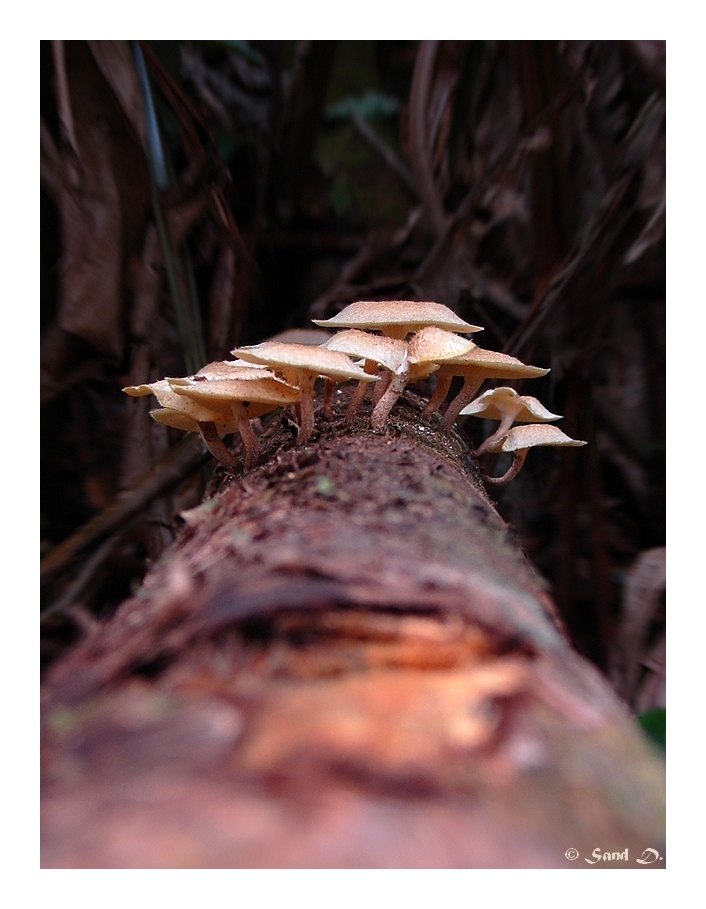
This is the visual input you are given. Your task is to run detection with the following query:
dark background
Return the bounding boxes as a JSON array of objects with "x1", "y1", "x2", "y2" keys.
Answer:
[{"x1": 40, "y1": 41, "x2": 665, "y2": 694}]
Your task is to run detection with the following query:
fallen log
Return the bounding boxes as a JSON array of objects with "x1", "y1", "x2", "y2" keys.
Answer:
[{"x1": 41, "y1": 398, "x2": 665, "y2": 868}]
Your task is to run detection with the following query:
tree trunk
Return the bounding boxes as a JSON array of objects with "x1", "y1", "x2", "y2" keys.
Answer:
[{"x1": 41, "y1": 399, "x2": 665, "y2": 868}]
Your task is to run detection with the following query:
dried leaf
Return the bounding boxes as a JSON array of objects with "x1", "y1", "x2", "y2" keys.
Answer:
[
  {"x1": 609, "y1": 547, "x2": 666, "y2": 708},
  {"x1": 88, "y1": 41, "x2": 146, "y2": 147}
]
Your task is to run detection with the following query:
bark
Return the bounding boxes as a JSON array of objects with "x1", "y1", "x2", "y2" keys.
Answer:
[{"x1": 41, "y1": 399, "x2": 665, "y2": 869}]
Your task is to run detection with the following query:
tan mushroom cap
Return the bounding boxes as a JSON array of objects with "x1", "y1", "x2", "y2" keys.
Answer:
[
  {"x1": 150, "y1": 408, "x2": 238, "y2": 435},
  {"x1": 436, "y1": 347, "x2": 550, "y2": 379},
  {"x1": 169, "y1": 372, "x2": 300, "y2": 407},
  {"x1": 231, "y1": 340, "x2": 378, "y2": 383},
  {"x1": 487, "y1": 424, "x2": 586, "y2": 453},
  {"x1": 460, "y1": 387, "x2": 560, "y2": 422},
  {"x1": 312, "y1": 300, "x2": 483, "y2": 339},
  {"x1": 323, "y1": 329, "x2": 407, "y2": 373},
  {"x1": 123, "y1": 378, "x2": 232, "y2": 423},
  {"x1": 407, "y1": 326, "x2": 476, "y2": 368},
  {"x1": 267, "y1": 327, "x2": 333, "y2": 346},
  {"x1": 171, "y1": 363, "x2": 275, "y2": 383},
  {"x1": 219, "y1": 358, "x2": 269, "y2": 371}
]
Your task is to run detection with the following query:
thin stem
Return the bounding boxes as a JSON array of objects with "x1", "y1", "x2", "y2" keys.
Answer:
[
  {"x1": 371, "y1": 368, "x2": 391, "y2": 405},
  {"x1": 422, "y1": 373, "x2": 452, "y2": 419},
  {"x1": 346, "y1": 379, "x2": 369, "y2": 421},
  {"x1": 370, "y1": 363, "x2": 409, "y2": 430},
  {"x1": 483, "y1": 449, "x2": 528, "y2": 486},
  {"x1": 441, "y1": 375, "x2": 483, "y2": 430},
  {"x1": 472, "y1": 411, "x2": 518, "y2": 457},
  {"x1": 198, "y1": 421, "x2": 239, "y2": 470},
  {"x1": 230, "y1": 405, "x2": 259, "y2": 469},
  {"x1": 297, "y1": 372, "x2": 317, "y2": 443},
  {"x1": 322, "y1": 378, "x2": 334, "y2": 417}
]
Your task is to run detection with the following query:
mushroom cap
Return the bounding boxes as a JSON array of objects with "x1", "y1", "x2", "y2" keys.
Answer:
[
  {"x1": 266, "y1": 328, "x2": 333, "y2": 346},
  {"x1": 149, "y1": 408, "x2": 238, "y2": 435},
  {"x1": 231, "y1": 341, "x2": 378, "y2": 382},
  {"x1": 487, "y1": 424, "x2": 586, "y2": 453},
  {"x1": 123, "y1": 378, "x2": 233, "y2": 422},
  {"x1": 311, "y1": 300, "x2": 483, "y2": 336},
  {"x1": 436, "y1": 347, "x2": 550, "y2": 379},
  {"x1": 169, "y1": 372, "x2": 301, "y2": 407},
  {"x1": 215, "y1": 358, "x2": 269, "y2": 371},
  {"x1": 323, "y1": 329, "x2": 407, "y2": 372},
  {"x1": 407, "y1": 326, "x2": 476, "y2": 365},
  {"x1": 460, "y1": 387, "x2": 561, "y2": 422}
]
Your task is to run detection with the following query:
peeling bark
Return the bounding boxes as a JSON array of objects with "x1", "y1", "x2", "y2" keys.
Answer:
[{"x1": 41, "y1": 401, "x2": 665, "y2": 868}]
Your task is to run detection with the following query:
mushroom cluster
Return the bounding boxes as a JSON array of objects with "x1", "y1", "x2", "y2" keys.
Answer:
[{"x1": 123, "y1": 299, "x2": 584, "y2": 483}]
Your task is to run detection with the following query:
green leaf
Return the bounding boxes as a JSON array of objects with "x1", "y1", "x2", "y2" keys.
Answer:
[
  {"x1": 325, "y1": 90, "x2": 400, "y2": 122},
  {"x1": 637, "y1": 707, "x2": 665, "y2": 750}
]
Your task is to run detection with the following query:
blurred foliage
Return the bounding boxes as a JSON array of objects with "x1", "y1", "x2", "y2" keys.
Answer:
[{"x1": 637, "y1": 707, "x2": 666, "y2": 751}]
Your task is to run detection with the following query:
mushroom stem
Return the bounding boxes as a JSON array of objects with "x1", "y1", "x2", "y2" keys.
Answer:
[
  {"x1": 382, "y1": 326, "x2": 409, "y2": 341},
  {"x1": 348, "y1": 359, "x2": 381, "y2": 420},
  {"x1": 322, "y1": 378, "x2": 334, "y2": 417},
  {"x1": 422, "y1": 374, "x2": 452, "y2": 419},
  {"x1": 297, "y1": 372, "x2": 317, "y2": 443},
  {"x1": 370, "y1": 362, "x2": 409, "y2": 431},
  {"x1": 483, "y1": 449, "x2": 528, "y2": 486},
  {"x1": 197, "y1": 421, "x2": 239, "y2": 470},
  {"x1": 472, "y1": 411, "x2": 519, "y2": 457},
  {"x1": 346, "y1": 378, "x2": 370, "y2": 421},
  {"x1": 440, "y1": 376, "x2": 483, "y2": 430},
  {"x1": 230, "y1": 404, "x2": 259, "y2": 469},
  {"x1": 371, "y1": 368, "x2": 391, "y2": 405}
]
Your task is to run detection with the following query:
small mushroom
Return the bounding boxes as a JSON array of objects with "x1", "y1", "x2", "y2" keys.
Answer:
[
  {"x1": 323, "y1": 329, "x2": 408, "y2": 420},
  {"x1": 483, "y1": 424, "x2": 586, "y2": 486},
  {"x1": 460, "y1": 387, "x2": 561, "y2": 456},
  {"x1": 231, "y1": 341, "x2": 377, "y2": 442},
  {"x1": 123, "y1": 377, "x2": 241, "y2": 467},
  {"x1": 312, "y1": 299, "x2": 483, "y2": 340},
  {"x1": 420, "y1": 348, "x2": 550, "y2": 430},
  {"x1": 170, "y1": 369, "x2": 300, "y2": 468}
]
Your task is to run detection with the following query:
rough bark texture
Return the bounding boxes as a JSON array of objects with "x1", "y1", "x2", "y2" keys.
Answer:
[{"x1": 41, "y1": 398, "x2": 665, "y2": 868}]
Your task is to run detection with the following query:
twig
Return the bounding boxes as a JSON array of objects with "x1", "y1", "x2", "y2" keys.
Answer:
[
  {"x1": 413, "y1": 63, "x2": 588, "y2": 291},
  {"x1": 40, "y1": 436, "x2": 209, "y2": 586},
  {"x1": 349, "y1": 109, "x2": 417, "y2": 197},
  {"x1": 51, "y1": 41, "x2": 80, "y2": 163},
  {"x1": 40, "y1": 118, "x2": 62, "y2": 201},
  {"x1": 409, "y1": 41, "x2": 447, "y2": 238},
  {"x1": 133, "y1": 41, "x2": 207, "y2": 375},
  {"x1": 585, "y1": 393, "x2": 613, "y2": 669},
  {"x1": 504, "y1": 169, "x2": 642, "y2": 359},
  {"x1": 41, "y1": 531, "x2": 130, "y2": 619}
]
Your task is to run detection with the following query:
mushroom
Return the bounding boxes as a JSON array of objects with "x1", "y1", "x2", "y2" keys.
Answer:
[
  {"x1": 460, "y1": 387, "x2": 561, "y2": 456},
  {"x1": 322, "y1": 329, "x2": 408, "y2": 420},
  {"x1": 366, "y1": 326, "x2": 476, "y2": 431},
  {"x1": 312, "y1": 299, "x2": 483, "y2": 340},
  {"x1": 420, "y1": 348, "x2": 550, "y2": 430},
  {"x1": 483, "y1": 424, "x2": 586, "y2": 486},
  {"x1": 231, "y1": 341, "x2": 377, "y2": 443},
  {"x1": 123, "y1": 377, "x2": 242, "y2": 468},
  {"x1": 169, "y1": 368, "x2": 300, "y2": 468}
]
